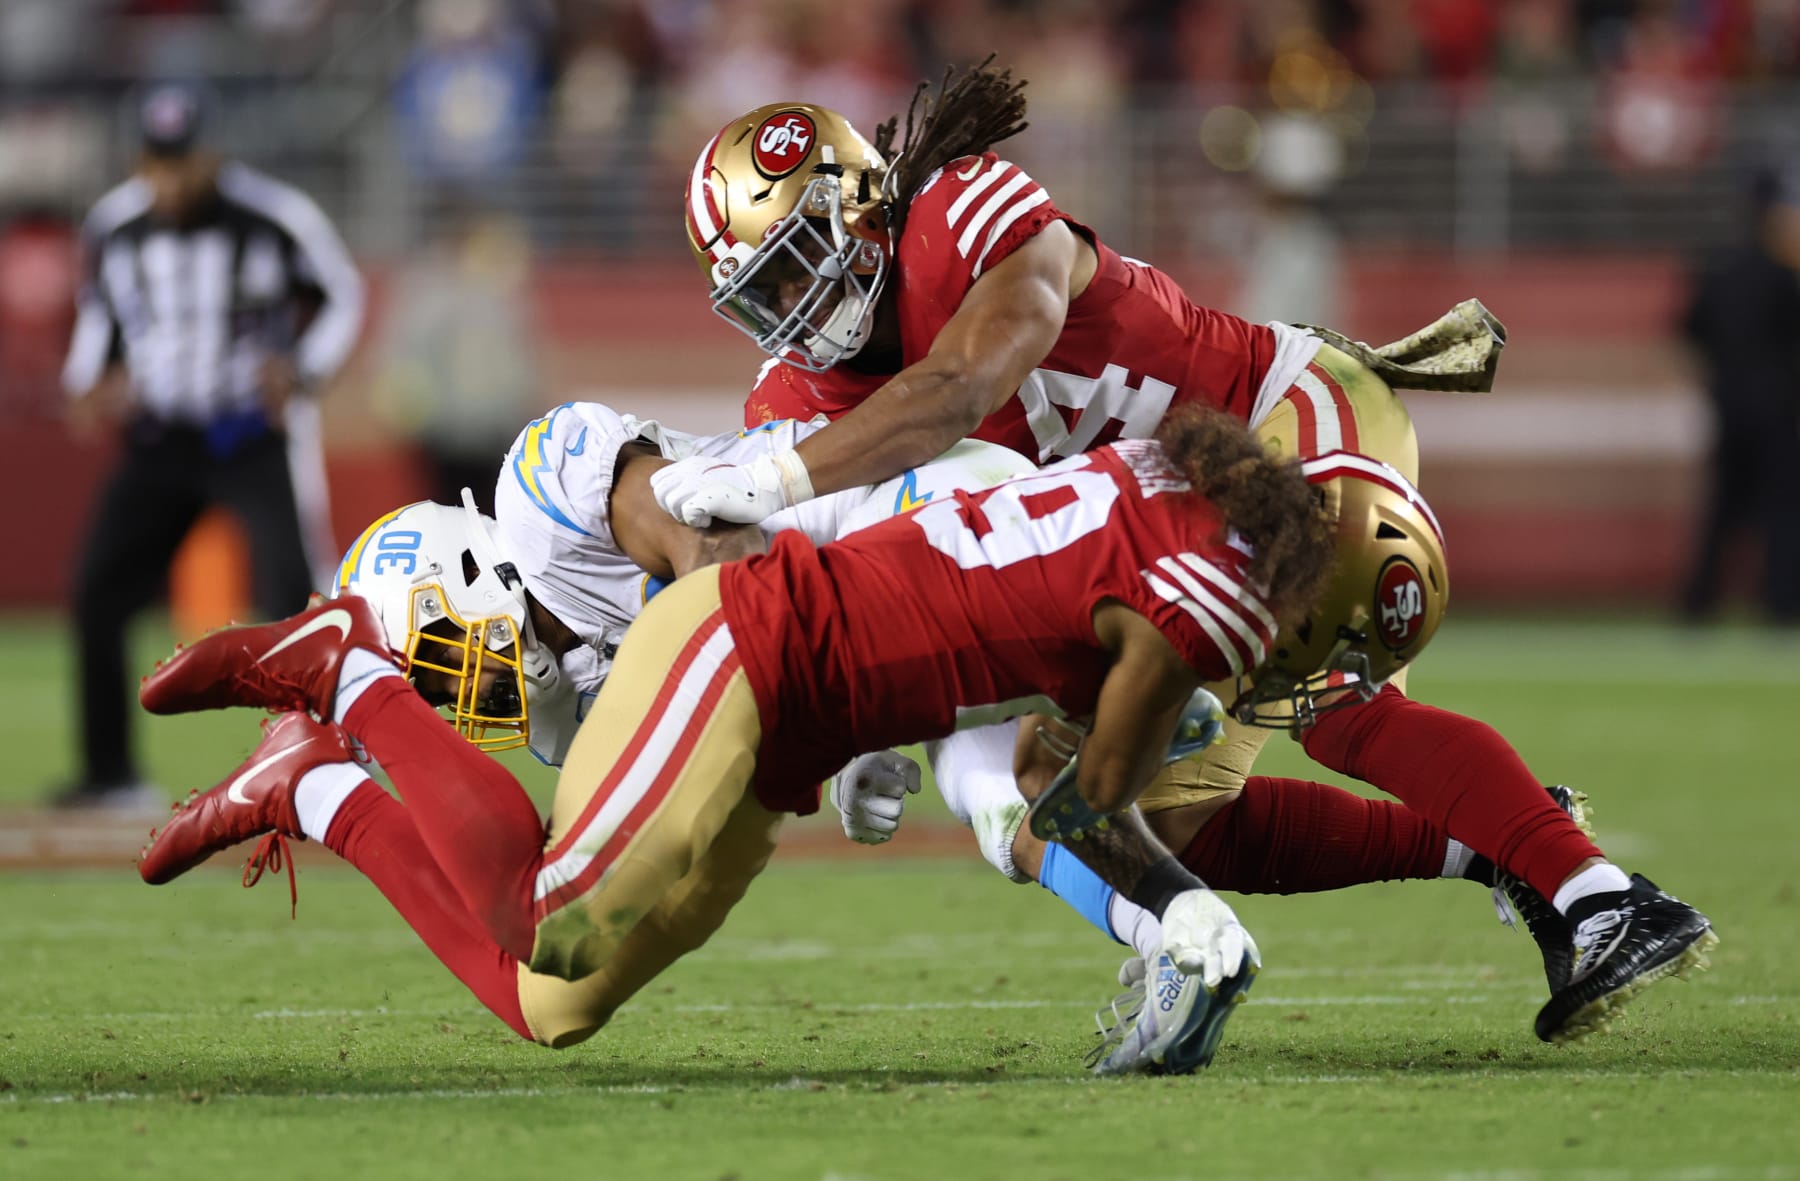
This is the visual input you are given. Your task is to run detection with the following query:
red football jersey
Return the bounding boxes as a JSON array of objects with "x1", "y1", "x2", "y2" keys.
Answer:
[
  {"x1": 743, "y1": 153, "x2": 1278, "y2": 461},
  {"x1": 719, "y1": 439, "x2": 1279, "y2": 813}
]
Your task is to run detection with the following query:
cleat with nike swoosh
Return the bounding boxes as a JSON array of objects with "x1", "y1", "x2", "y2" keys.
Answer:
[
  {"x1": 139, "y1": 712, "x2": 349, "y2": 886},
  {"x1": 1533, "y1": 874, "x2": 1716, "y2": 1044},
  {"x1": 140, "y1": 595, "x2": 396, "y2": 719}
]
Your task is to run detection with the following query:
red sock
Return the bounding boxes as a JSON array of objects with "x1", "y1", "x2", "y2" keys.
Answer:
[
  {"x1": 1301, "y1": 685, "x2": 1602, "y2": 902},
  {"x1": 342, "y1": 677, "x2": 544, "y2": 961},
  {"x1": 1179, "y1": 775, "x2": 1447, "y2": 892},
  {"x1": 323, "y1": 781, "x2": 532, "y2": 1040}
]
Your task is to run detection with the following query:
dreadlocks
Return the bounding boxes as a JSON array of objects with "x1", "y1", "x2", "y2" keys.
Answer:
[{"x1": 873, "y1": 56, "x2": 1029, "y2": 238}]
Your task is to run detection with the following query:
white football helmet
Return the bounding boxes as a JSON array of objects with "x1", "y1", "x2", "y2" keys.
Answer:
[{"x1": 332, "y1": 491, "x2": 557, "y2": 752}]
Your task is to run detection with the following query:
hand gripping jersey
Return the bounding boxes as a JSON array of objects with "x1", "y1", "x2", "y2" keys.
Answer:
[
  {"x1": 493, "y1": 400, "x2": 1035, "y2": 764},
  {"x1": 720, "y1": 439, "x2": 1280, "y2": 812},
  {"x1": 743, "y1": 153, "x2": 1322, "y2": 461}
]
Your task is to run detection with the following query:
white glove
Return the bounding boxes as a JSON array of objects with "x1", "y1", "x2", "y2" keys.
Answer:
[
  {"x1": 828, "y1": 750, "x2": 922, "y2": 844},
  {"x1": 1158, "y1": 888, "x2": 1262, "y2": 989},
  {"x1": 649, "y1": 450, "x2": 813, "y2": 527}
]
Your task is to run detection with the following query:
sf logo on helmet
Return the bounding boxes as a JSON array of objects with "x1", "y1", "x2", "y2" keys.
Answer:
[
  {"x1": 1376, "y1": 558, "x2": 1426, "y2": 650},
  {"x1": 752, "y1": 112, "x2": 816, "y2": 179}
]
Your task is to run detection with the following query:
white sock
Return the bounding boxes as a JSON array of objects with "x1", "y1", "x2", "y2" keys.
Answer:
[
  {"x1": 333, "y1": 649, "x2": 403, "y2": 726},
  {"x1": 293, "y1": 761, "x2": 375, "y2": 843},
  {"x1": 1552, "y1": 862, "x2": 1633, "y2": 916},
  {"x1": 1441, "y1": 838, "x2": 1475, "y2": 879},
  {"x1": 1107, "y1": 893, "x2": 1164, "y2": 965}
]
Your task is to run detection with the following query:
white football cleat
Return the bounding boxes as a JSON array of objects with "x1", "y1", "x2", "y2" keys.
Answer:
[{"x1": 1087, "y1": 951, "x2": 1257, "y2": 1076}]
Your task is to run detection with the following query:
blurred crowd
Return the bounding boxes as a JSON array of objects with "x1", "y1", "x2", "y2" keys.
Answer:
[
  {"x1": 7, "y1": 0, "x2": 1800, "y2": 211},
  {"x1": 5, "y1": 0, "x2": 1799, "y2": 415},
  {"x1": 11, "y1": 1, "x2": 1800, "y2": 101}
]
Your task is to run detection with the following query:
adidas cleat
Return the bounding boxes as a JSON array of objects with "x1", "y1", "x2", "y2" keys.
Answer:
[{"x1": 1086, "y1": 953, "x2": 1256, "y2": 1076}]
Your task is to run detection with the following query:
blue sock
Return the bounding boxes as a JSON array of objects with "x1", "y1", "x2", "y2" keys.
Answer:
[{"x1": 1038, "y1": 842, "x2": 1123, "y2": 945}]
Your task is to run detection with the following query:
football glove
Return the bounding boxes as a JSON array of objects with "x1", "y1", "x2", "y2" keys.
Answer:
[
  {"x1": 829, "y1": 749, "x2": 922, "y2": 844},
  {"x1": 650, "y1": 450, "x2": 813, "y2": 527},
  {"x1": 1159, "y1": 888, "x2": 1261, "y2": 989}
]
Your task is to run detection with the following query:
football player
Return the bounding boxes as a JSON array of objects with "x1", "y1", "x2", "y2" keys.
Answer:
[
  {"x1": 347, "y1": 396, "x2": 1505, "y2": 1072},
  {"x1": 655, "y1": 65, "x2": 1714, "y2": 1046},
  {"x1": 136, "y1": 407, "x2": 1338, "y2": 1055}
]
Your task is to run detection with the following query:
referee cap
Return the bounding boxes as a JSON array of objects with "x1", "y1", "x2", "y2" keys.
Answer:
[{"x1": 138, "y1": 83, "x2": 206, "y2": 157}]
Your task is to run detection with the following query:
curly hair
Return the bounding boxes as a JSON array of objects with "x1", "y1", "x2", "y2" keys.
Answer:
[
  {"x1": 1153, "y1": 406, "x2": 1335, "y2": 622},
  {"x1": 872, "y1": 56, "x2": 1029, "y2": 238}
]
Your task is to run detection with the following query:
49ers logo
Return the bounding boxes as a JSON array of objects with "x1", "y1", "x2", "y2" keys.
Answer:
[
  {"x1": 1375, "y1": 557, "x2": 1427, "y2": 651},
  {"x1": 752, "y1": 112, "x2": 816, "y2": 179}
]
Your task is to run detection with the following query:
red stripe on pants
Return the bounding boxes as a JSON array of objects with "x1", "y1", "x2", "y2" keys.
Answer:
[{"x1": 536, "y1": 636, "x2": 743, "y2": 919}]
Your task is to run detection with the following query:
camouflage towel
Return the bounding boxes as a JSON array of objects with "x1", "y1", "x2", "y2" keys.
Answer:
[{"x1": 1299, "y1": 298, "x2": 1507, "y2": 393}]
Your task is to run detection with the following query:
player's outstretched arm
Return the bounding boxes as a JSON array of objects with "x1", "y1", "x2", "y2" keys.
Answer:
[
  {"x1": 793, "y1": 222, "x2": 1081, "y2": 495},
  {"x1": 1076, "y1": 605, "x2": 1203, "y2": 815},
  {"x1": 650, "y1": 223, "x2": 1085, "y2": 527},
  {"x1": 610, "y1": 446, "x2": 768, "y2": 578}
]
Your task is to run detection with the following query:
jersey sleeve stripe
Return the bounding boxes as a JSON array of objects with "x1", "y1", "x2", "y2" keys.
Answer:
[
  {"x1": 1144, "y1": 570, "x2": 1246, "y2": 678},
  {"x1": 944, "y1": 160, "x2": 1012, "y2": 227},
  {"x1": 1154, "y1": 556, "x2": 1267, "y2": 666},
  {"x1": 218, "y1": 165, "x2": 364, "y2": 382},
  {"x1": 971, "y1": 189, "x2": 1053, "y2": 278},
  {"x1": 956, "y1": 170, "x2": 1037, "y2": 257},
  {"x1": 1174, "y1": 552, "x2": 1279, "y2": 634}
]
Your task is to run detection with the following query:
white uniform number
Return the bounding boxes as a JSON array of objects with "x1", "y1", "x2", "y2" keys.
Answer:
[
  {"x1": 911, "y1": 465, "x2": 1119, "y2": 570},
  {"x1": 1016, "y1": 364, "x2": 1177, "y2": 462}
]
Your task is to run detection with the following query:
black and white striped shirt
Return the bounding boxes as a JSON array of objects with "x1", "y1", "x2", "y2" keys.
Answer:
[{"x1": 61, "y1": 162, "x2": 364, "y2": 423}]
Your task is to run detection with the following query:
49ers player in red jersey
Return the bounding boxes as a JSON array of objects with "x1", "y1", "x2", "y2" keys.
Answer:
[
  {"x1": 655, "y1": 63, "x2": 1715, "y2": 1044},
  {"x1": 138, "y1": 409, "x2": 1333, "y2": 1059}
]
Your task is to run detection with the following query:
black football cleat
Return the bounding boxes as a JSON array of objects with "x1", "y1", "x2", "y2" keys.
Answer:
[{"x1": 1533, "y1": 873, "x2": 1717, "y2": 1044}]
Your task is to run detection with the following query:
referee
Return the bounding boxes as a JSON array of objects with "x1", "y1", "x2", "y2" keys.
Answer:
[{"x1": 58, "y1": 83, "x2": 365, "y2": 808}]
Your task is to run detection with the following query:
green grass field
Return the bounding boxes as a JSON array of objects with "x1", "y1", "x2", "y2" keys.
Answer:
[{"x1": 3, "y1": 614, "x2": 1798, "y2": 1180}]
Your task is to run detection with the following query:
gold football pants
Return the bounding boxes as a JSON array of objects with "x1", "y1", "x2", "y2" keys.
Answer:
[
  {"x1": 1137, "y1": 341, "x2": 1418, "y2": 813},
  {"x1": 515, "y1": 565, "x2": 779, "y2": 1042}
]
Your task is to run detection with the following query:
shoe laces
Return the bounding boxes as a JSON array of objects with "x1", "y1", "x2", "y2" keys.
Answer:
[
  {"x1": 243, "y1": 832, "x2": 298, "y2": 919},
  {"x1": 1572, "y1": 907, "x2": 1628, "y2": 947},
  {"x1": 1569, "y1": 906, "x2": 1630, "y2": 977},
  {"x1": 1085, "y1": 980, "x2": 1148, "y2": 1070},
  {"x1": 1490, "y1": 883, "x2": 1519, "y2": 929},
  {"x1": 234, "y1": 660, "x2": 313, "y2": 716}
]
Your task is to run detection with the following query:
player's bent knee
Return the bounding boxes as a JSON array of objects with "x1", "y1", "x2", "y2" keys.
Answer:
[{"x1": 1145, "y1": 788, "x2": 1242, "y2": 854}]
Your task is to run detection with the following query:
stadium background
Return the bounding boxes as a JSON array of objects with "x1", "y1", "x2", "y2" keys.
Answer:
[
  {"x1": 4, "y1": 5, "x2": 1798, "y2": 1177},
  {"x1": 5, "y1": 0, "x2": 1796, "y2": 615}
]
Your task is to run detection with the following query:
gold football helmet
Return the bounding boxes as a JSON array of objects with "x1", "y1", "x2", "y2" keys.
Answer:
[
  {"x1": 1233, "y1": 452, "x2": 1448, "y2": 730},
  {"x1": 685, "y1": 103, "x2": 890, "y2": 371}
]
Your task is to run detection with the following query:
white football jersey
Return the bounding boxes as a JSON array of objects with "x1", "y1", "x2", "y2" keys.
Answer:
[{"x1": 493, "y1": 400, "x2": 1035, "y2": 765}]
